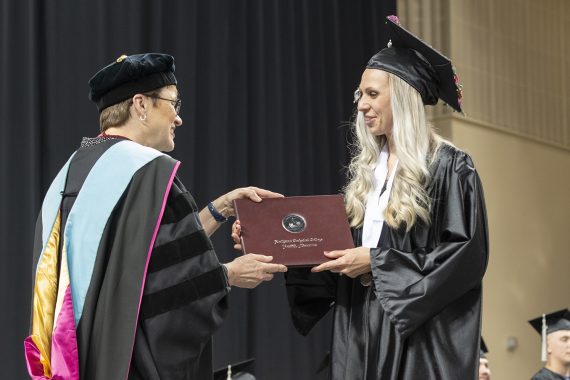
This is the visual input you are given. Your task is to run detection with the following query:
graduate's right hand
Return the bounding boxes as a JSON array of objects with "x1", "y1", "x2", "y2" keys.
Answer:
[{"x1": 224, "y1": 253, "x2": 287, "y2": 289}]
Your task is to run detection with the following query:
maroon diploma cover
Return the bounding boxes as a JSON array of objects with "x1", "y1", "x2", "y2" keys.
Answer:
[{"x1": 233, "y1": 195, "x2": 355, "y2": 267}]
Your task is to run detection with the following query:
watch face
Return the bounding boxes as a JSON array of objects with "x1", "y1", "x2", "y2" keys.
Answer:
[{"x1": 282, "y1": 214, "x2": 307, "y2": 233}]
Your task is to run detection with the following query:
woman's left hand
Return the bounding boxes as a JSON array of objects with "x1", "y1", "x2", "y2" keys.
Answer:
[
  {"x1": 212, "y1": 186, "x2": 284, "y2": 219},
  {"x1": 311, "y1": 247, "x2": 372, "y2": 278}
]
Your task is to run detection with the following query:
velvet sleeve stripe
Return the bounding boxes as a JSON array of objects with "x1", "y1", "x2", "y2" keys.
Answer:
[
  {"x1": 140, "y1": 266, "x2": 227, "y2": 320},
  {"x1": 148, "y1": 230, "x2": 213, "y2": 274},
  {"x1": 153, "y1": 210, "x2": 203, "y2": 247},
  {"x1": 160, "y1": 191, "x2": 199, "y2": 225}
]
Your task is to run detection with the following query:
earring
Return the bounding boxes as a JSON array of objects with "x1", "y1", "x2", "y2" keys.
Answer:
[
  {"x1": 139, "y1": 113, "x2": 147, "y2": 121},
  {"x1": 353, "y1": 89, "x2": 362, "y2": 104}
]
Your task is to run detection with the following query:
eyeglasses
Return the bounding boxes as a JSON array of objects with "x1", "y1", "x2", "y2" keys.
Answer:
[{"x1": 146, "y1": 95, "x2": 182, "y2": 114}]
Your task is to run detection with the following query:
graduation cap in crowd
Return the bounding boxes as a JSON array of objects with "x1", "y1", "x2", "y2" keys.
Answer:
[
  {"x1": 528, "y1": 308, "x2": 570, "y2": 362},
  {"x1": 365, "y1": 15, "x2": 463, "y2": 113},
  {"x1": 480, "y1": 337, "x2": 489, "y2": 359},
  {"x1": 214, "y1": 358, "x2": 256, "y2": 380},
  {"x1": 88, "y1": 53, "x2": 177, "y2": 112}
]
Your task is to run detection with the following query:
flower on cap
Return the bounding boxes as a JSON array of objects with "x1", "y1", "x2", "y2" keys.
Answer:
[
  {"x1": 387, "y1": 15, "x2": 400, "y2": 25},
  {"x1": 452, "y1": 66, "x2": 463, "y2": 107}
]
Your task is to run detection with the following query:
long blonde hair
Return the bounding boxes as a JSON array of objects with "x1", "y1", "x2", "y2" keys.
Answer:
[{"x1": 344, "y1": 72, "x2": 443, "y2": 231}]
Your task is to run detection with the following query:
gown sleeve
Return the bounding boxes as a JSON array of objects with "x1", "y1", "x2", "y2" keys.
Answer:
[
  {"x1": 131, "y1": 178, "x2": 230, "y2": 378},
  {"x1": 370, "y1": 150, "x2": 489, "y2": 338},
  {"x1": 285, "y1": 268, "x2": 338, "y2": 336}
]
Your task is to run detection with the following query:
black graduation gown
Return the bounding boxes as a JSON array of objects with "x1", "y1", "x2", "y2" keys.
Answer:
[
  {"x1": 286, "y1": 144, "x2": 489, "y2": 379},
  {"x1": 531, "y1": 368, "x2": 570, "y2": 380}
]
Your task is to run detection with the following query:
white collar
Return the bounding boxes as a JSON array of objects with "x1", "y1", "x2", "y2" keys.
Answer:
[{"x1": 362, "y1": 144, "x2": 398, "y2": 248}]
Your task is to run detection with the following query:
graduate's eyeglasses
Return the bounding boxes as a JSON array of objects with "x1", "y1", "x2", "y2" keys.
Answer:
[{"x1": 147, "y1": 95, "x2": 181, "y2": 114}]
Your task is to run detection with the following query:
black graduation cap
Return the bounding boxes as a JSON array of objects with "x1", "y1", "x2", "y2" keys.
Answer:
[
  {"x1": 88, "y1": 53, "x2": 177, "y2": 112},
  {"x1": 528, "y1": 308, "x2": 570, "y2": 362},
  {"x1": 214, "y1": 358, "x2": 256, "y2": 380},
  {"x1": 366, "y1": 15, "x2": 463, "y2": 113},
  {"x1": 480, "y1": 337, "x2": 488, "y2": 359}
]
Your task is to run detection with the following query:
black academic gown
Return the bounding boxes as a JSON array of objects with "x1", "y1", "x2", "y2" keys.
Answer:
[
  {"x1": 531, "y1": 367, "x2": 570, "y2": 380},
  {"x1": 286, "y1": 144, "x2": 489, "y2": 379},
  {"x1": 127, "y1": 176, "x2": 229, "y2": 380},
  {"x1": 30, "y1": 137, "x2": 228, "y2": 380}
]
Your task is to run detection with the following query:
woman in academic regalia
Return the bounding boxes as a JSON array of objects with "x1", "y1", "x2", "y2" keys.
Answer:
[{"x1": 281, "y1": 16, "x2": 489, "y2": 380}]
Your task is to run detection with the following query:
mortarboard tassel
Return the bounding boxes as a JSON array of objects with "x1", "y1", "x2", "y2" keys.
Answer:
[
  {"x1": 226, "y1": 364, "x2": 232, "y2": 380},
  {"x1": 541, "y1": 314, "x2": 547, "y2": 362}
]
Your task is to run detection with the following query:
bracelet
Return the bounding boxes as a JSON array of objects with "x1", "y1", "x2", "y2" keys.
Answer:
[{"x1": 207, "y1": 201, "x2": 228, "y2": 223}]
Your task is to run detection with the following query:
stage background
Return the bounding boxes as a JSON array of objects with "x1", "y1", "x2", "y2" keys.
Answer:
[{"x1": 0, "y1": 1, "x2": 396, "y2": 378}]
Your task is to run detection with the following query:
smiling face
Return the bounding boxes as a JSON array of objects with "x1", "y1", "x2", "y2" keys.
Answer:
[
  {"x1": 356, "y1": 69, "x2": 393, "y2": 138},
  {"x1": 145, "y1": 85, "x2": 182, "y2": 152}
]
